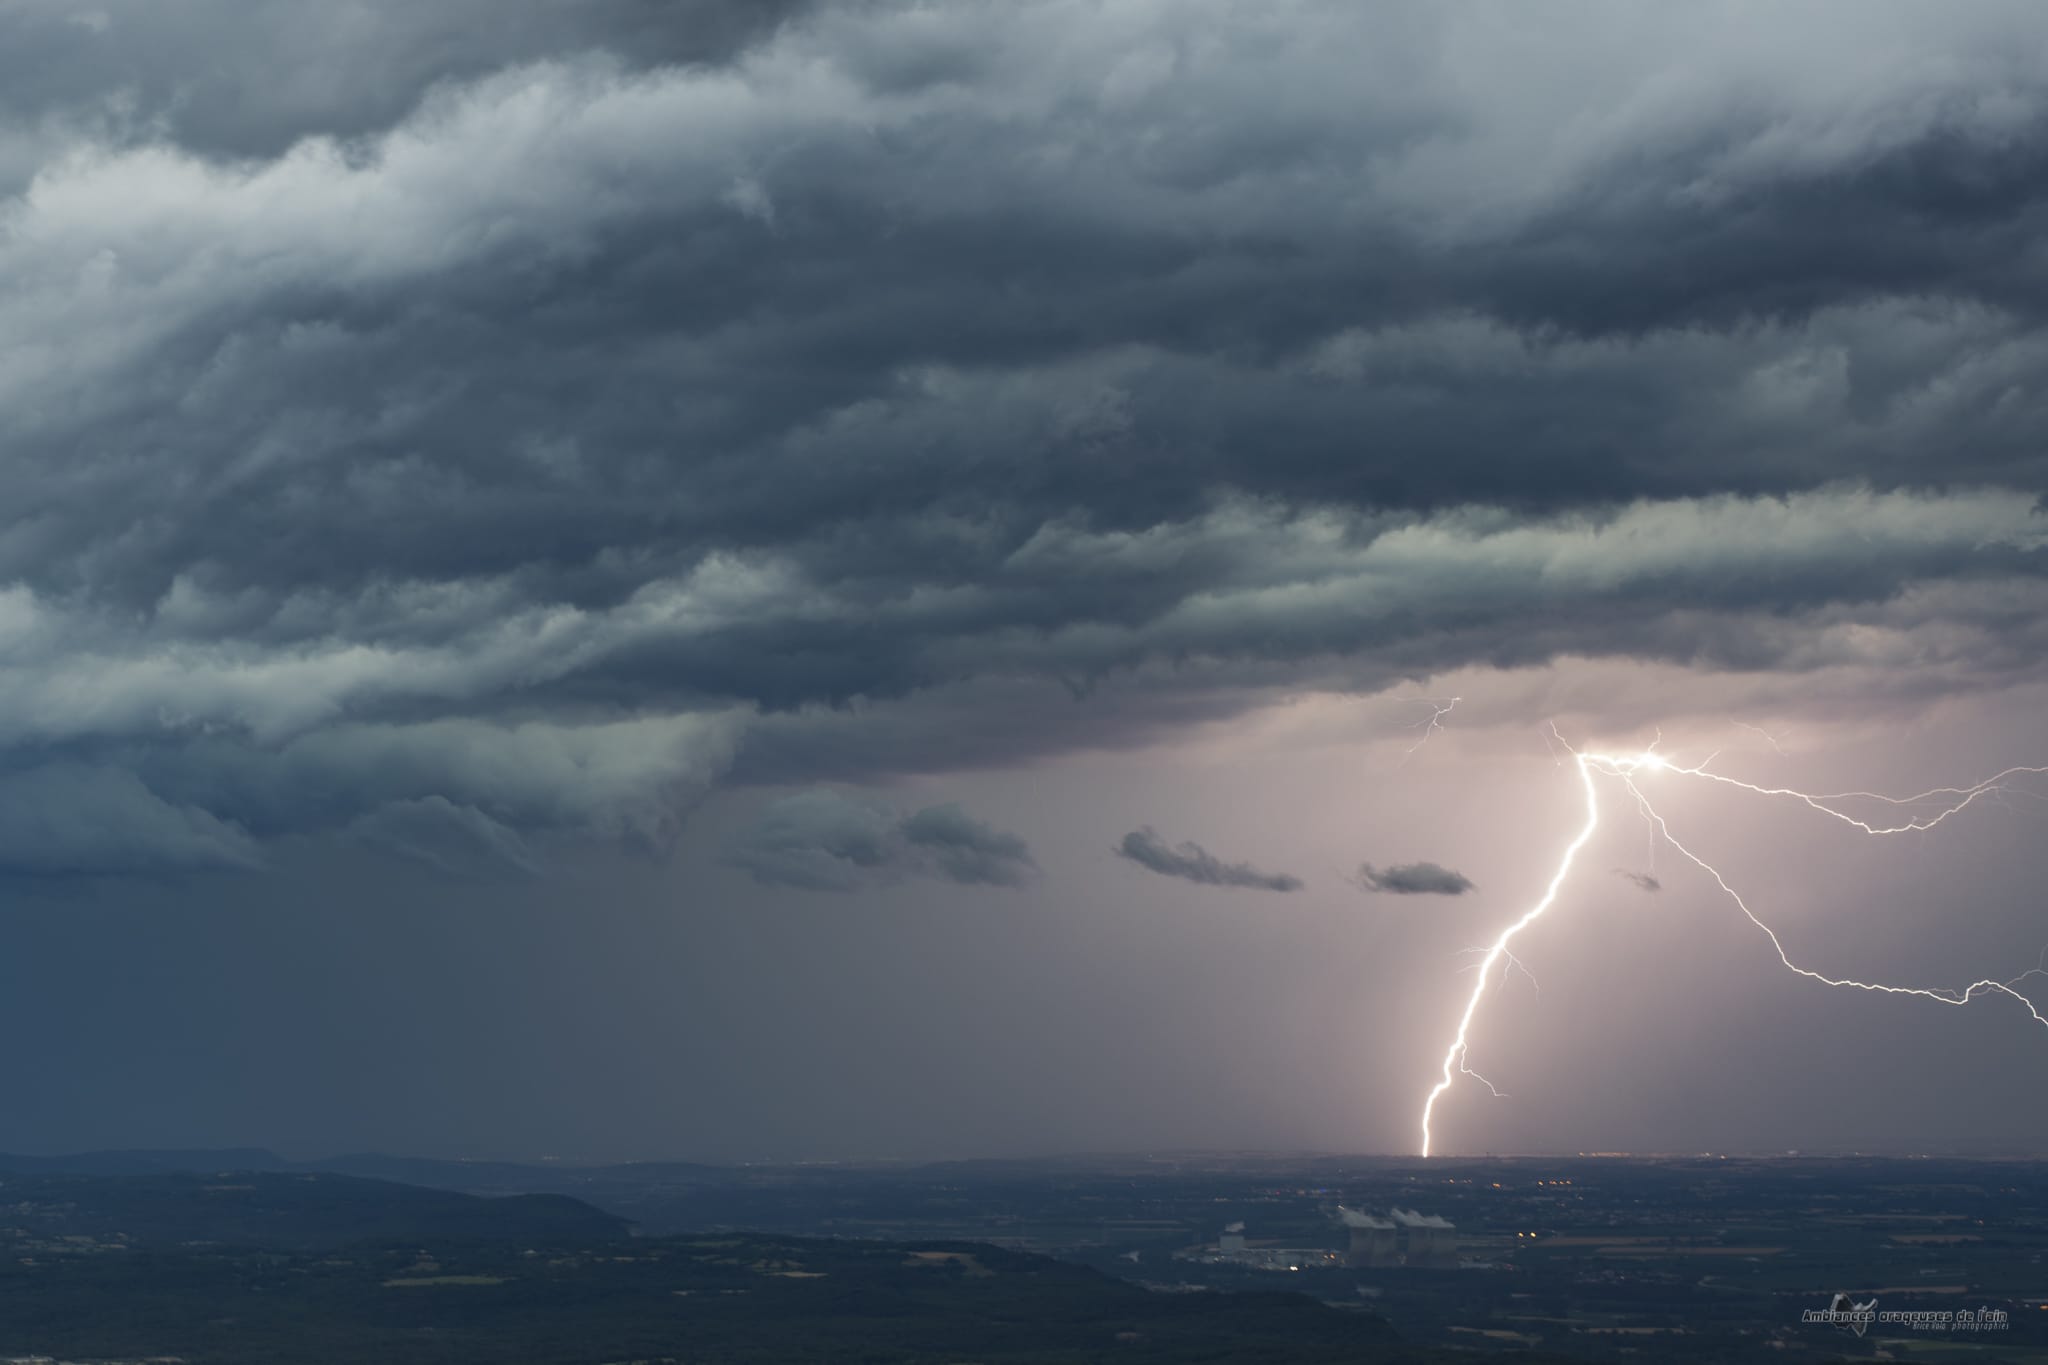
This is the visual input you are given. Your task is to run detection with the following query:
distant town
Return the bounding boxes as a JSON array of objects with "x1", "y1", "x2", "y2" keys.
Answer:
[{"x1": 4, "y1": 1149, "x2": 2042, "y2": 1360}]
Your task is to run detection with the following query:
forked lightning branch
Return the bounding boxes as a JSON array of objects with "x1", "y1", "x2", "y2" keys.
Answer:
[{"x1": 1419, "y1": 736, "x2": 2048, "y2": 1158}]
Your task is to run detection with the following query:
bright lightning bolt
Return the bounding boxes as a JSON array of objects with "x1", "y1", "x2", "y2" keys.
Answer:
[
  {"x1": 1420, "y1": 744, "x2": 1605, "y2": 1158},
  {"x1": 1417, "y1": 732, "x2": 2048, "y2": 1158}
]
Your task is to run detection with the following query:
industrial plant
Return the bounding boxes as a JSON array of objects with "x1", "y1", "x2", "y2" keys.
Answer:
[
  {"x1": 1337, "y1": 1207, "x2": 1458, "y2": 1268},
  {"x1": 1181, "y1": 1207, "x2": 1457, "y2": 1271}
]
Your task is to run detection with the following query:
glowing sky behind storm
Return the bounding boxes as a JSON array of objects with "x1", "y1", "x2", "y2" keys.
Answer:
[{"x1": 0, "y1": 1, "x2": 2044, "y2": 1161}]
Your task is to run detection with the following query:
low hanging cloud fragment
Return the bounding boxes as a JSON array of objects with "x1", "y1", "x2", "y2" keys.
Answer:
[
  {"x1": 899, "y1": 802, "x2": 1038, "y2": 888},
  {"x1": 1616, "y1": 869, "x2": 1663, "y2": 892},
  {"x1": 1115, "y1": 827, "x2": 1303, "y2": 892},
  {"x1": 725, "y1": 788, "x2": 1036, "y2": 892},
  {"x1": 1353, "y1": 861, "x2": 1475, "y2": 896},
  {"x1": 0, "y1": 764, "x2": 261, "y2": 875},
  {"x1": 344, "y1": 796, "x2": 540, "y2": 878}
]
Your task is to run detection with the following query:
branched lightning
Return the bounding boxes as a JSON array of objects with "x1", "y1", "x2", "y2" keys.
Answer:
[
  {"x1": 1504, "y1": 949, "x2": 1539, "y2": 995},
  {"x1": 1731, "y1": 720, "x2": 1791, "y2": 756},
  {"x1": 1418, "y1": 732, "x2": 2048, "y2": 1158},
  {"x1": 1460, "y1": 1061, "x2": 1508, "y2": 1098},
  {"x1": 1397, "y1": 696, "x2": 1462, "y2": 760},
  {"x1": 1454, "y1": 946, "x2": 1539, "y2": 994},
  {"x1": 1678, "y1": 762, "x2": 2048, "y2": 835}
]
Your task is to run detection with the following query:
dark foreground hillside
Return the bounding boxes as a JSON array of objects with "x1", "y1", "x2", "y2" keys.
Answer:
[
  {"x1": 0, "y1": 1170, "x2": 629, "y2": 1250},
  {"x1": 0, "y1": 1173, "x2": 1501, "y2": 1364}
]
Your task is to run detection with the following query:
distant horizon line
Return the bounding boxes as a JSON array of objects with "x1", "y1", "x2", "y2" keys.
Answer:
[{"x1": 5, "y1": 1143, "x2": 2044, "y2": 1169}]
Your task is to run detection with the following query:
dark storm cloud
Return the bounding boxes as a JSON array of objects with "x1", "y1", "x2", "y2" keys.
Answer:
[
  {"x1": 0, "y1": 1, "x2": 813, "y2": 162},
  {"x1": 1115, "y1": 828, "x2": 1303, "y2": 893},
  {"x1": 725, "y1": 789, "x2": 1035, "y2": 892},
  {"x1": 4, "y1": 2, "x2": 2048, "y2": 869},
  {"x1": 1353, "y1": 861, "x2": 1474, "y2": 896}
]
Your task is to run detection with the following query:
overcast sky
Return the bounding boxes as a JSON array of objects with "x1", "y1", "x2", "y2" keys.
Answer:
[{"x1": 1, "y1": 0, "x2": 2045, "y2": 1162}]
